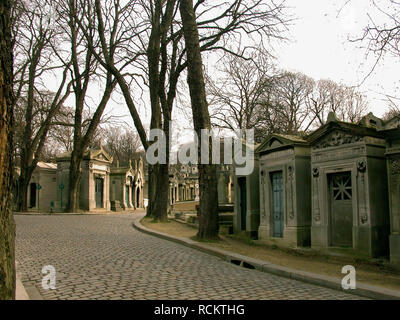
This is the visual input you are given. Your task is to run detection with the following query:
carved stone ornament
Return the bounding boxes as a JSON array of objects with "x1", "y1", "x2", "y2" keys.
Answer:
[
  {"x1": 314, "y1": 130, "x2": 363, "y2": 149},
  {"x1": 312, "y1": 167, "x2": 319, "y2": 177},
  {"x1": 391, "y1": 159, "x2": 400, "y2": 176},
  {"x1": 314, "y1": 211, "x2": 321, "y2": 222},
  {"x1": 361, "y1": 215, "x2": 368, "y2": 224},
  {"x1": 357, "y1": 160, "x2": 367, "y2": 173},
  {"x1": 288, "y1": 166, "x2": 294, "y2": 178}
]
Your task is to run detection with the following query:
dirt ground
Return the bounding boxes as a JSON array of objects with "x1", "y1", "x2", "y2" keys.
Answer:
[
  {"x1": 141, "y1": 217, "x2": 400, "y2": 291},
  {"x1": 172, "y1": 201, "x2": 199, "y2": 212}
]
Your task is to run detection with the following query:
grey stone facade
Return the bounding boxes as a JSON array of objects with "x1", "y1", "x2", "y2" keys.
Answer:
[
  {"x1": 27, "y1": 162, "x2": 57, "y2": 212},
  {"x1": 233, "y1": 143, "x2": 259, "y2": 238},
  {"x1": 56, "y1": 146, "x2": 113, "y2": 212},
  {"x1": 235, "y1": 112, "x2": 400, "y2": 264},
  {"x1": 256, "y1": 135, "x2": 311, "y2": 247},
  {"x1": 382, "y1": 115, "x2": 400, "y2": 265},
  {"x1": 110, "y1": 159, "x2": 145, "y2": 211},
  {"x1": 308, "y1": 113, "x2": 390, "y2": 258}
]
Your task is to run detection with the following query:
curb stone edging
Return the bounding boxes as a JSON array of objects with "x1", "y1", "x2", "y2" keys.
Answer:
[{"x1": 132, "y1": 216, "x2": 400, "y2": 300}]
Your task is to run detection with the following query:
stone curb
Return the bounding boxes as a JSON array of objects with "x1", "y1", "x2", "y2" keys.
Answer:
[
  {"x1": 16, "y1": 275, "x2": 30, "y2": 300},
  {"x1": 15, "y1": 261, "x2": 44, "y2": 300},
  {"x1": 132, "y1": 216, "x2": 400, "y2": 300}
]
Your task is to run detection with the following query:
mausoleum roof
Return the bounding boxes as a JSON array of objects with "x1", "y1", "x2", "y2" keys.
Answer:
[
  {"x1": 256, "y1": 133, "x2": 308, "y2": 155},
  {"x1": 56, "y1": 146, "x2": 113, "y2": 163}
]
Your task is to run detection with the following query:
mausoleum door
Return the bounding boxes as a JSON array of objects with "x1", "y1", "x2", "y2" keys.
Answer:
[
  {"x1": 271, "y1": 171, "x2": 284, "y2": 238},
  {"x1": 329, "y1": 172, "x2": 353, "y2": 247},
  {"x1": 136, "y1": 187, "x2": 140, "y2": 208},
  {"x1": 238, "y1": 177, "x2": 247, "y2": 231},
  {"x1": 95, "y1": 177, "x2": 104, "y2": 208},
  {"x1": 30, "y1": 183, "x2": 37, "y2": 208},
  {"x1": 125, "y1": 185, "x2": 129, "y2": 207}
]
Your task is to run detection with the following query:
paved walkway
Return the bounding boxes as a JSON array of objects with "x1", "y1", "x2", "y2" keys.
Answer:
[{"x1": 15, "y1": 213, "x2": 363, "y2": 300}]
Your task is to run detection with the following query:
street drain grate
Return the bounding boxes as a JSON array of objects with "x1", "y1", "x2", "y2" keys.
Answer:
[{"x1": 230, "y1": 259, "x2": 255, "y2": 270}]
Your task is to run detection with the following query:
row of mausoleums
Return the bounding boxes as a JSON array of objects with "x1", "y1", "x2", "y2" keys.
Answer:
[
  {"x1": 168, "y1": 163, "x2": 234, "y2": 205},
  {"x1": 233, "y1": 112, "x2": 400, "y2": 266},
  {"x1": 23, "y1": 145, "x2": 145, "y2": 213}
]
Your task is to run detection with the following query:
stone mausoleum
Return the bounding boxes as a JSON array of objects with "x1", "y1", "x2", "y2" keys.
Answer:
[
  {"x1": 308, "y1": 113, "x2": 390, "y2": 258},
  {"x1": 382, "y1": 115, "x2": 400, "y2": 265},
  {"x1": 233, "y1": 111, "x2": 400, "y2": 266},
  {"x1": 110, "y1": 159, "x2": 145, "y2": 211},
  {"x1": 56, "y1": 146, "x2": 113, "y2": 212},
  {"x1": 27, "y1": 162, "x2": 57, "y2": 212},
  {"x1": 256, "y1": 134, "x2": 311, "y2": 247},
  {"x1": 233, "y1": 142, "x2": 260, "y2": 238}
]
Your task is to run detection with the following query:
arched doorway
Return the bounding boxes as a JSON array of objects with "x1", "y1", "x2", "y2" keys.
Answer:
[{"x1": 136, "y1": 187, "x2": 140, "y2": 208}]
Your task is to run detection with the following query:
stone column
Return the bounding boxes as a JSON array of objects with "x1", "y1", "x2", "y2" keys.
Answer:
[
  {"x1": 388, "y1": 156, "x2": 400, "y2": 265},
  {"x1": 195, "y1": 184, "x2": 200, "y2": 201}
]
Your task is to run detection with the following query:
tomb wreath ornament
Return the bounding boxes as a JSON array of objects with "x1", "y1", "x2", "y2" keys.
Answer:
[{"x1": 357, "y1": 160, "x2": 367, "y2": 173}]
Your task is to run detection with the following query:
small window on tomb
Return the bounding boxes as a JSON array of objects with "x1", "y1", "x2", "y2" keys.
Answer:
[{"x1": 332, "y1": 174, "x2": 352, "y2": 201}]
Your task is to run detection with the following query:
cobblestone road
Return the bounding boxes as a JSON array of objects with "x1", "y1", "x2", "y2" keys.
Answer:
[{"x1": 15, "y1": 213, "x2": 364, "y2": 300}]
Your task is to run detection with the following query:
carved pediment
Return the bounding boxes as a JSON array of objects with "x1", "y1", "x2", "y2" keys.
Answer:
[
  {"x1": 93, "y1": 150, "x2": 112, "y2": 163},
  {"x1": 313, "y1": 130, "x2": 363, "y2": 149},
  {"x1": 269, "y1": 138, "x2": 283, "y2": 148},
  {"x1": 384, "y1": 117, "x2": 400, "y2": 130}
]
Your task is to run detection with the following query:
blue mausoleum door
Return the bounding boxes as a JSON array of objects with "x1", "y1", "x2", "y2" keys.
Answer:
[{"x1": 271, "y1": 171, "x2": 284, "y2": 238}]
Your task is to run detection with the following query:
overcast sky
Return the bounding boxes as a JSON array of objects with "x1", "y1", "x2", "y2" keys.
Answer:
[
  {"x1": 274, "y1": 0, "x2": 400, "y2": 117},
  {"x1": 77, "y1": 0, "x2": 400, "y2": 137}
]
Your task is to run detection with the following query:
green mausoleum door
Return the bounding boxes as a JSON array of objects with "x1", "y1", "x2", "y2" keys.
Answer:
[
  {"x1": 126, "y1": 185, "x2": 129, "y2": 207},
  {"x1": 329, "y1": 172, "x2": 353, "y2": 247},
  {"x1": 95, "y1": 177, "x2": 104, "y2": 208},
  {"x1": 271, "y1": 171, "x2": 284, "y2": 238},
  {"x1": 238, "y1": 177, "x2": 247, "y2": 231}
]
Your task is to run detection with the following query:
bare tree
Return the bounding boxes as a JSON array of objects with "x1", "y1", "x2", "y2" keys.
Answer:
[
  {"x1": 180, "y1": 0, "x2": 219, "y2": 239},
  {"x1": 355, "y1": 0, "x2": 400, "y2": 81},
  {"x1": 0, "y1": 0, "x2": 16, "y2": 300},
  {"x1": 74, "y1": 0, "x2": 289, "y2": 222},
  {"x1": 51, "y1": 0, "x2": 118, "y2": 212},
  {"x1": 11, "y1": 0, "x2": 72, "y2": 212},
  {"x1": 307, "y1": 79, "x2": 369, "y2": 128},
  {"x1": 103, "y1": 126, "x2": 142, "y2": 166},
  {"x1": 208, "y1": 52, "x2": 274, "y2": 135}
]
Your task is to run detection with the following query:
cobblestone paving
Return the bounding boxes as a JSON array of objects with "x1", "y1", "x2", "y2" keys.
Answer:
[{"x1": 15, "y1": 213, "x2": 365, "y2": 300}]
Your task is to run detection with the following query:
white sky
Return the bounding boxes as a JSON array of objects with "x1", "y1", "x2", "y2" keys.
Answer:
[
  {"x1": 273, "y1": 0, "x2": 400, "y2": 117},
  {"x1": 53, "y1": 0, "x2": 400, "y2": 141}
]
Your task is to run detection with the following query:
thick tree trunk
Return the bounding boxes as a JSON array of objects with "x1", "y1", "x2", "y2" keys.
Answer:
[
  {"x1": 16, "y1": 176, "x2": 28, "y2": 212},
  {"x1": 146, "y1": 163, "x2": 159, "y2": 217},
  {"x1": 16, "y1": 155, "x2": 34, "y2": 212},
  {"x1": 0, "y1": 0, "x2": 16, "y2": 300},
  {"x1": 150, "y1": 164, "x2": 169, "y2": 222},
  {"x1": 66, "y1": 152, "x2": 82, "y2": 212},
  {"x1": 180, "y1": 0, "x2": 219, "y2": 239},
  {"x1": 145, "y1": 1, "x2": 169, "y2": 222}
]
